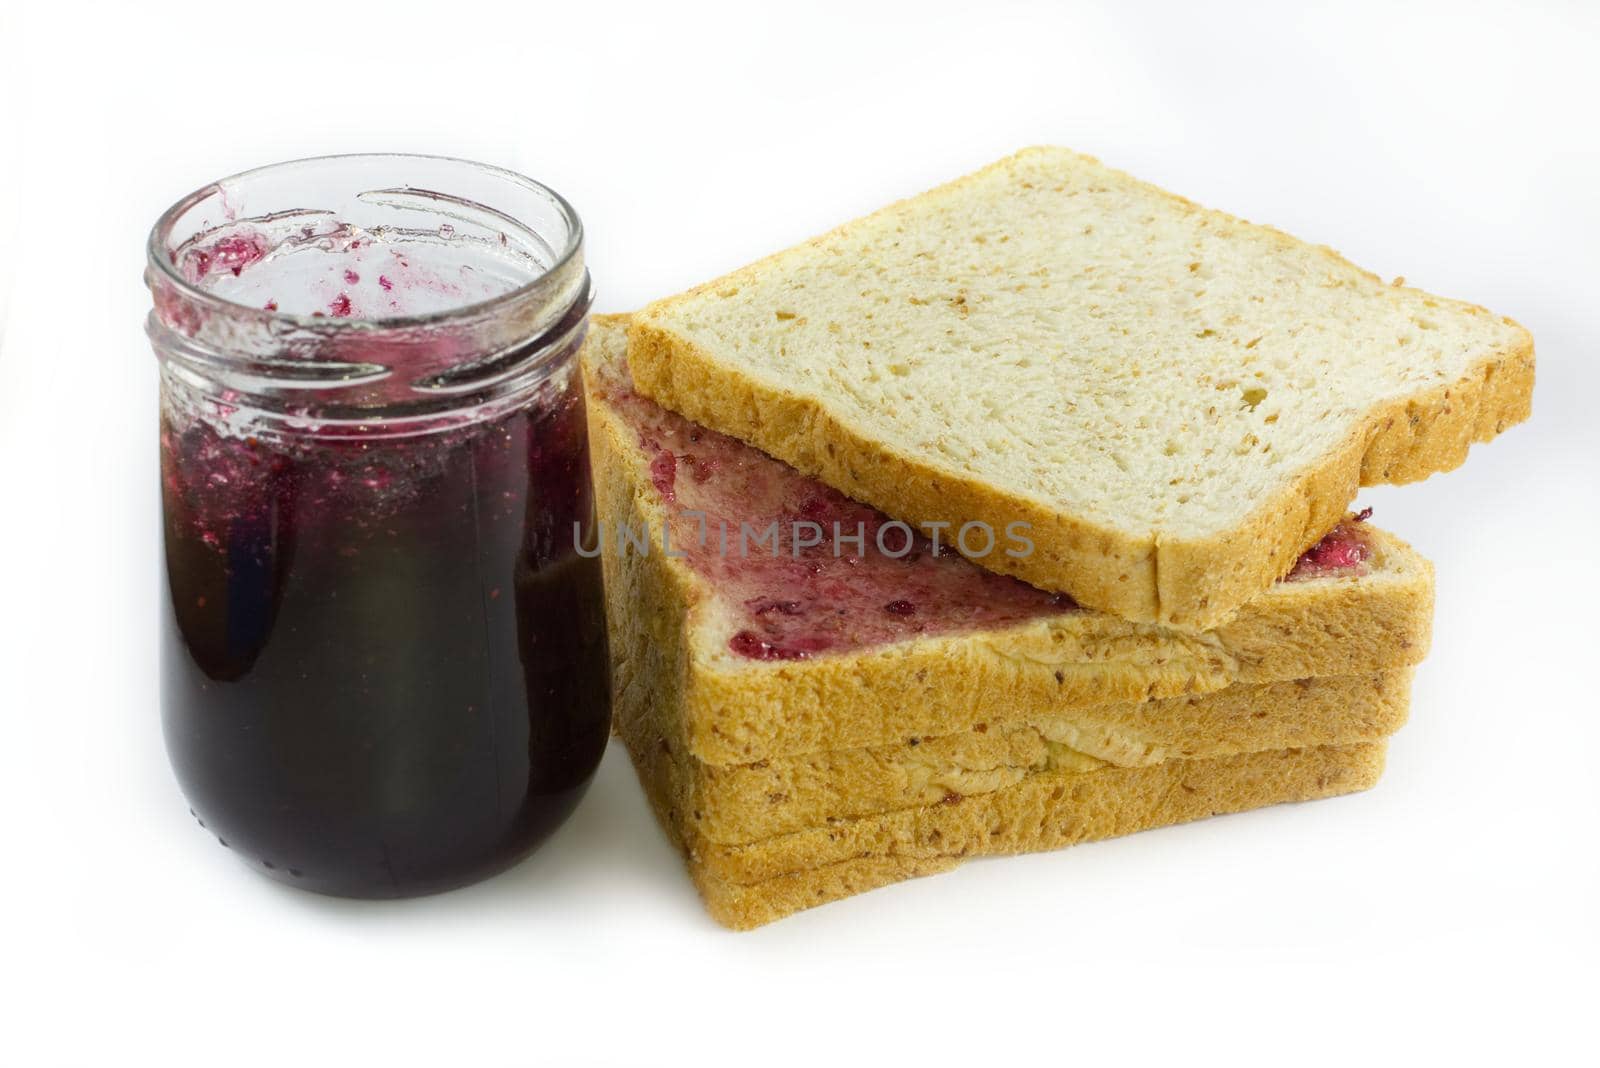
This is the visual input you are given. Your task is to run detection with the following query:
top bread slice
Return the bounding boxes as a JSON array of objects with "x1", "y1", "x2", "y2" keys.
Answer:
[
  {"x1": 583, "y1": 316, "x2": 1433, "y2": 765},
  {"x1": 628, "y1": 147, "x2": 1531, "y2": 629}
]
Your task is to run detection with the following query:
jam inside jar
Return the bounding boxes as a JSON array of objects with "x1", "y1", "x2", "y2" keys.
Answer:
[{"x1": 146, "y1": 156, "x2": 610, "y2": 897}]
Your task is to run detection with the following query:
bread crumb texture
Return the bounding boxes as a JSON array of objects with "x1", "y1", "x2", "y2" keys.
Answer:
[{"x1": 630, "y1": 147, "x2": 1532, "y2": 627}]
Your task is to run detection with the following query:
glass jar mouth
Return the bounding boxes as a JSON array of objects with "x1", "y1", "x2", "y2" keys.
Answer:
[
  {"x1": 146, "y1": 152, "x2": 585, "y2": 331},
  {"x1": 147, "y1": 154, "x2": 592, "y2": 432}
]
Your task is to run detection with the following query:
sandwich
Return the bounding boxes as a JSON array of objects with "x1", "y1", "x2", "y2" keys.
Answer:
[
  {"x1": 593, "y1": 147, "x2": 1530, "y2": 927},
  {"x1": 584, "y1": 315, "x2": 1431, "y2": 928}
]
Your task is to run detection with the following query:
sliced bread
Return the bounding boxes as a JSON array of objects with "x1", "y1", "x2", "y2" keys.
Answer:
[
  {"x1": 621, "y1": 669, "x2": 1409, "y2": 843},
  {"x1": 628, "y1": 147, "x2": 1531, "y2": 628},
  {"x1": 584, "y1": 316, "x2": 1434, "y2": 765},
  {"x1": 637, "y1": 737, "x2": 1387, "y2": 928}
]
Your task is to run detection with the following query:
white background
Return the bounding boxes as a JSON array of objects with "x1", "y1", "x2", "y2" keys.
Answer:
[{"x1": 2, "y1": 2, "x2": 1596, "y2": 1063}]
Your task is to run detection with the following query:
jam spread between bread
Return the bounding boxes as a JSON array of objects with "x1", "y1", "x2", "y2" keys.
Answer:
[
  {"x1": 1284, "y1": 508, "x2": 1373, "y2": 582},
  {"x1": 598, "y1": 365, "x2": 1373, "y2": 662}
]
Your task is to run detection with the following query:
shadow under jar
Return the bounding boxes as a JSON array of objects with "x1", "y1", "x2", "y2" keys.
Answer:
[{"x1": 147, "y1": 155, "x2": 611, "y2": 898}]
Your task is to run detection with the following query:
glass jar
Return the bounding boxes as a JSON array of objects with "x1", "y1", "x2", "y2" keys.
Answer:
[{"x1": 146, "y1": 155, "x2": 610, "y2": 898}]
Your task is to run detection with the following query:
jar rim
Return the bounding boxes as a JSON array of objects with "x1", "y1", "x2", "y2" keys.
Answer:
[{"x1": 145, "y1": 152, "x2": 585, "y2": 332}]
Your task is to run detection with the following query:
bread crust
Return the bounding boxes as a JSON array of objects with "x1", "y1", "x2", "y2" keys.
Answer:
[
  {"x1": 621, "y1": 670, "x2": 1409, "y2": 843},
  {"x1": 628, "y1": 147, "x2": 1532, "y2": 629},
  {"x1": 634, "y1": 739, "x2": 1387, "y2": 929}
]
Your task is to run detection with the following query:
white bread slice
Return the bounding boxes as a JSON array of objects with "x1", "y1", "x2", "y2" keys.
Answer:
[
  {"x1": 583, "y1": 316, "x2": 1433, "y2": 765},
  {"x1": 628, "y1": 147, "x2": 1531, "y2": 629}
]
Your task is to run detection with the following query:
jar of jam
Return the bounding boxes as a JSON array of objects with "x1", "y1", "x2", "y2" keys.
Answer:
[{"x1": 146, "y1": 156, "x2": 610, "y2": 898}]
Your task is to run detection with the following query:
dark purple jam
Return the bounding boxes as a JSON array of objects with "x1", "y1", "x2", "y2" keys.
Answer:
[{"x1": 159, "y1": 381, "x2": 609, "y2": 897}]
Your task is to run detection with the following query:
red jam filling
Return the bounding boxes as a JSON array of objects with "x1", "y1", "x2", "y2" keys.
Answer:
[
  {"x1": 597, "y1": 365, "x2": 1380, "y2": 662},
  {"x1": 1284, "y1": 508, "x2": 1373, "y2": 581},
  {"x1": 597, "y1": 375, "x2": 1066, "y2": 661}
]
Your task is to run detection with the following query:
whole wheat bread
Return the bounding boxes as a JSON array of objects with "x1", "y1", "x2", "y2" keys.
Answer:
[
  {"x1": 628, "y1": 147, "x2": 1530, "y2": 628},
  {"x1": 584, "y1": 316, "x2": 1433, "y2": 765},
  {"x1": 637, "y1": 737, "x2": 1387, "y2": 928},
  {"x1": 586, "y1": 317, "x2": 1410, "y2": 928},
  {"x1": 623, "y1": 670, "x2": 1409, "y2": 843}
]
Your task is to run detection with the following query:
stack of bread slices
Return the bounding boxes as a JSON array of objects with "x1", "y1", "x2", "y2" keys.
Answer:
[{"x1": 584, "y1": 148, "x2": 1533, "y2": 928}]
